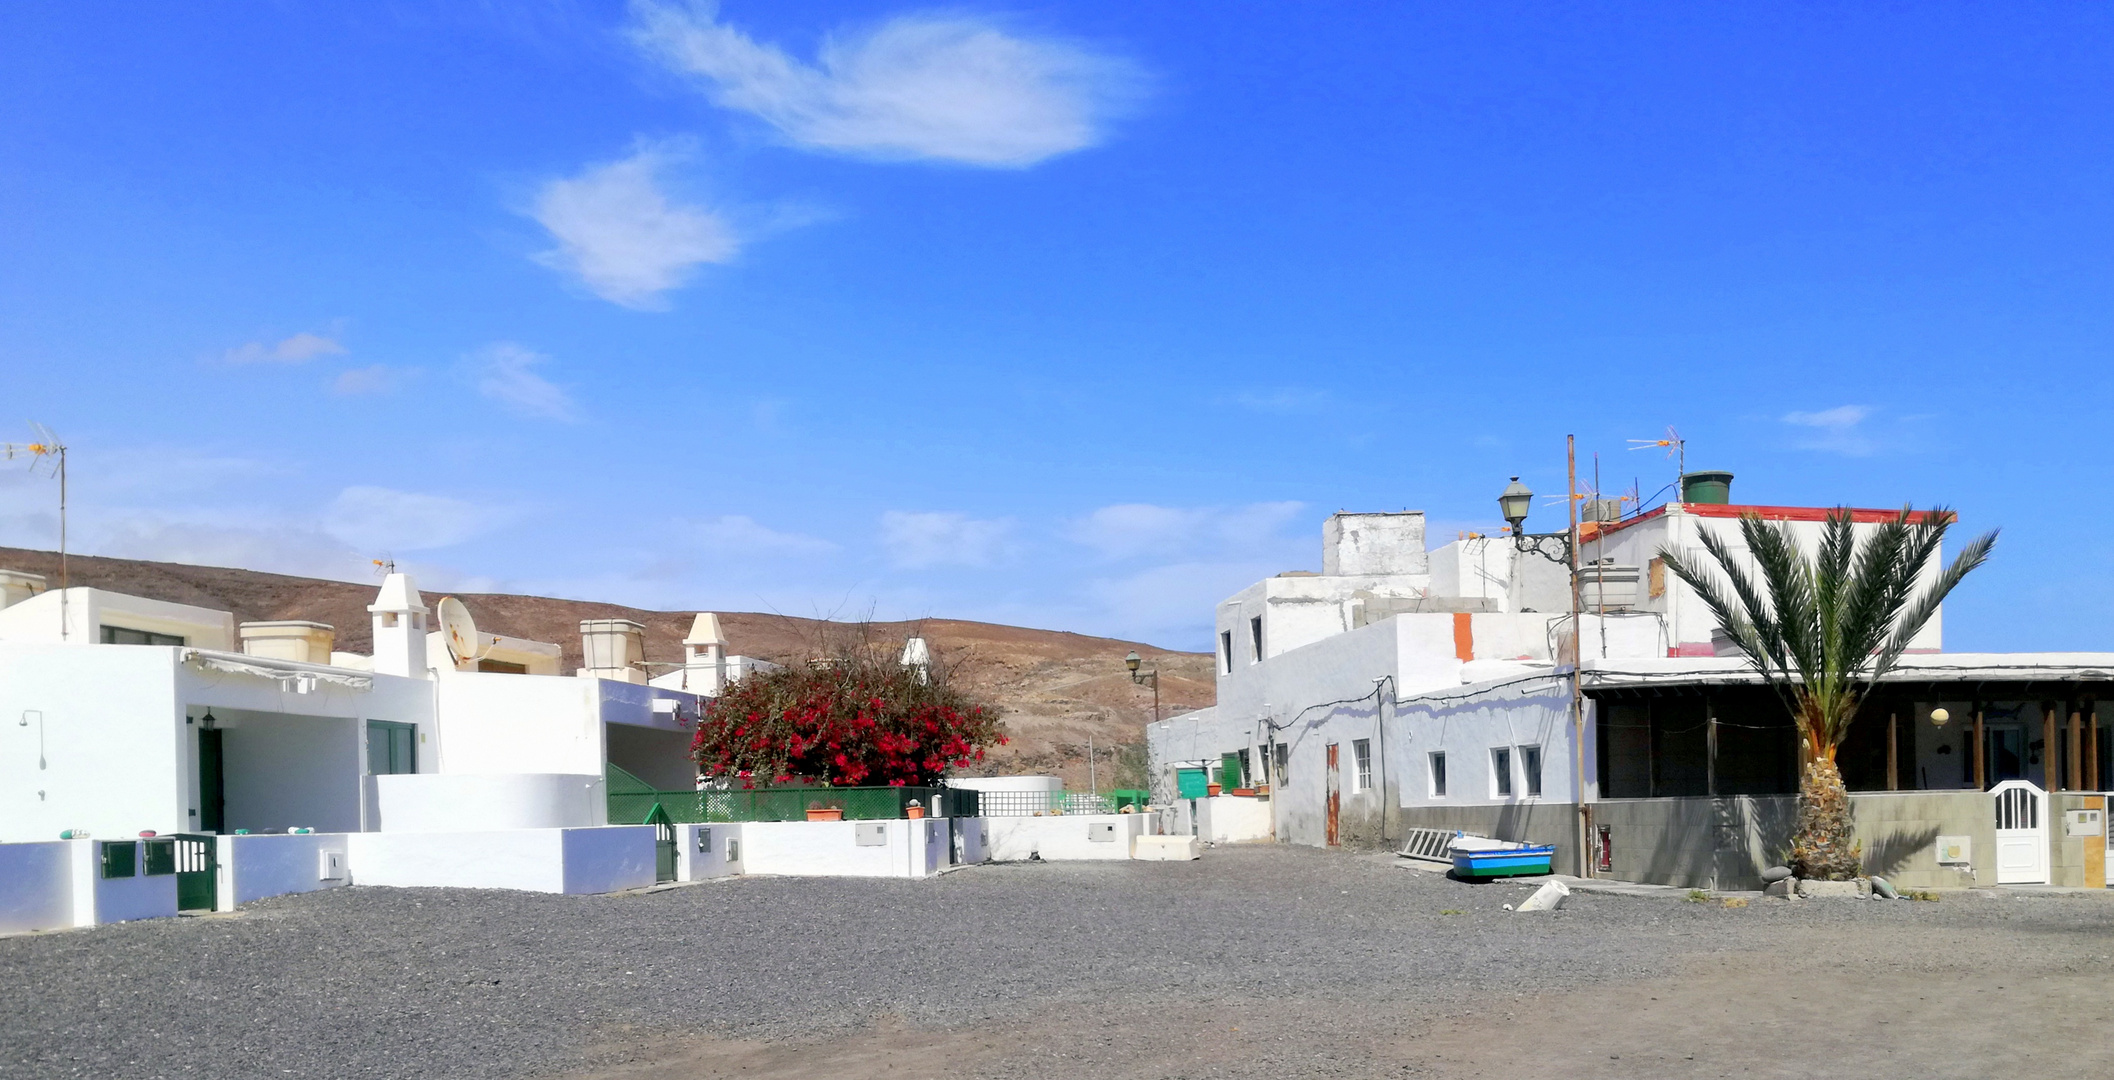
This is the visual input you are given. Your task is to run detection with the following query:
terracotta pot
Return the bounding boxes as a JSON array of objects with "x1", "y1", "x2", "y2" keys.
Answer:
[
  {"x1": 906, "y1": 804, "x2": 926, "y2": 819},
  {"x1": 805, "y1": 807, "x2": 844, "y2": 821},
  {"x1": 1207, "y1": 783, "x2": 1223, "y2": 797},
  {"x1": 1229, "y1": 788, "x2": 1255, "y2": 797}
]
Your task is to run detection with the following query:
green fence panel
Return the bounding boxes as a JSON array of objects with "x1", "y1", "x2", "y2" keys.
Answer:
[{"x1": 606, "y1": 766, "x2": 949, "y2": 824}]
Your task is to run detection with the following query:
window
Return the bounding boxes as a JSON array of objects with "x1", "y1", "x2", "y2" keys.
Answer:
[
  {"x1": 1428, "y1": 752, "x2": 1447, "y2": 797},
  {"x1": 1521, "y1": 744, "x2": 1543, "y2": 797},
  {"x1": 366, "y1": 720, "x2": 418, "y2": 776},
  {"x1": 1237, "y1": 748, "x2": 1252, "y2": 787},
  {"x1": 1273, "y1": 743, "x2": 1289, "y2": 785},
  {"x1": 1249, "y1": 616, "x2": 1264, "y2": 663},
  {"x1": 101, "y1": 625, "x2": 184, "y2": 646},
  {"x1": 477, "y1": 658, "x2": 529, "y2": 674},
  {"x1": 1492, "y1": 747, "x2": 1513, "y2": 797},
  {"x1": 1352, "y1": 739, "x2": 1373, "y2": 793},
  {"x1": 1219, "y1": 630, "x2": 1235, "y2": 674}
]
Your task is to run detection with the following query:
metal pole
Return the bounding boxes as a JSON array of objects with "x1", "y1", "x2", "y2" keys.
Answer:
[
  {"x1": 1088, "y1": 736, "x2": 1096, "y2": 795},
  {"x1": 1567, "y1": 434, "x2": 1587, "y2": 876},
  {"x1": 57, "y1": 447, "x2": 67, "y2": 642}
]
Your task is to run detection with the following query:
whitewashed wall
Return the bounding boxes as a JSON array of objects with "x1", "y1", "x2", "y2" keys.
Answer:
[
  {"x1": 739, "y1": 819, "x2": 939, "y2": 878},
  {"x1": 1390, "y1": 674, "x2": 1583, "y2": 807},
  {"x1": 375, "y1": 773, "x2": 604, "y2": 831},
  {"x1": 0, "y1": 646, "x2": 185, "y2": 843},
  {"x1": 0, "y1": 841, "x2": 75, "y2": 934},
  {"x1": 72, "y1": 840, "x2": 176, "y2": 926},
  {"x1": 676, "y1": 822, "x2": 744, "y2": 880},
  {"x1": 216, "y1": 832, "x2": 350, "y2": 910},
  {"x1": 984, "y1": 814, "x2": 1141, "y2": 861},
  {"x1": 561, "y1": 826, "x2": 657, "y2": 894}
]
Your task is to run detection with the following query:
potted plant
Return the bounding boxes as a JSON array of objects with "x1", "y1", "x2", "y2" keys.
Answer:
[{"x1": 805, "y1": 799, "x2": 845, "y2": 822}]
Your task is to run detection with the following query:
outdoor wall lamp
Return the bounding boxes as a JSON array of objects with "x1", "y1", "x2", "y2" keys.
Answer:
[
  {"x1": 1125, "y1": 650, "x2": 1161, "y2": 723},
  {"x1": 1498, "y1": 476, "x2": 1573, "y2": 565}
]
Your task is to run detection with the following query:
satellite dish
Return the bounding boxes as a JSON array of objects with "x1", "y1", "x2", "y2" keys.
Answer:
[{"x1": 436, "y1": 597, "x2": 483, "y2": 668}]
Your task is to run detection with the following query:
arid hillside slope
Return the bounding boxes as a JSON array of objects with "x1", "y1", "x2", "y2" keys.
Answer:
[{"x1": 0, "y1": 547, "x2": 1215, "y2": 787}]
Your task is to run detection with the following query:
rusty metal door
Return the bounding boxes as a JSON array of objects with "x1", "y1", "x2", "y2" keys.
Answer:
[{"x1": 1325, "y1": 743, "x2": 1340, "y2": 846}]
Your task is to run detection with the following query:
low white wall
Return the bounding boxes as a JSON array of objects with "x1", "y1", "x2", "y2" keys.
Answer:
[
  {"x1": 948, "y1": 775, "x2": 1061, "y2": 795},
  {"x1": 346, "y1": 827, "x2": 653, "y2": 894},
  {"x1": 347, "y1": 830, "x2": 565, "y2": 892},
  {"x1": 0, "y1": 841, "x2": 75, "y2": 934},
  {"x1": 740, "y1": 819, "x2": 934, "y2": 878},
  {"x1": 986, "y1": 814, "x2": 1143, "y2": 861},
  {"x1": 217, "y1": 833, "x2": 350, "y2": 911},
  {"x1": 561, "y1": 826, "x2": 656, "y2": 894},
  {"x1": 1204, "y1": 796, "x2": 1275, "y2": 843},
  {"x1": 72, "y1": 840, "x2": 177, "y2": 926},
  {"x1": 676, "y1": 823, "x2": 744, "y2": 880},
  {"x1": 375, "y1": 773, "x2": 605, "y2": 832},
  {"x1": 950, "y1": 817, "x2": 989, "y2": 865}
]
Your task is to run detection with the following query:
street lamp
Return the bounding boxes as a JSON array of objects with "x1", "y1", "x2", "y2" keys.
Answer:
[
  {"x1": 1498, "y1": 476, "x2": 1573, "y2": 565},
  {"x1": 1125, "y1": 650, "x2": 1160, "y2": 724}
]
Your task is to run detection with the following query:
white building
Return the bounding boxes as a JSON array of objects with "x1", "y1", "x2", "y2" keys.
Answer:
[
  {"x1": 0, "y1": 568, "x2": 723, "y2": 844},
  {"x1": 1151, "y1": 476, "x2": 2114, "y2": 892}
]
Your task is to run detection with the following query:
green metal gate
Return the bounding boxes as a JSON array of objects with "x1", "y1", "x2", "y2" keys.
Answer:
[
  {"x1": 647, "y1": 803, "x2": 677, "y2": 884},
  {"x1": 160, "y1": 834, "x2": 217, "y2": 912}
]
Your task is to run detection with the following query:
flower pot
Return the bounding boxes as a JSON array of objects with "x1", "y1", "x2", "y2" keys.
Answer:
[
  {"x1": 906, "y1": 805, "x2": 926, "y2": 819},
  {"x1": 805, "y1": 808, "x2": 844, "y2": 821},
  {"x1": 1229, "y1": 788, "x2": 1255, "y2": 797},
  {"x1": 1207, "y1": 783, "x2": 1223, "y2": 797}
]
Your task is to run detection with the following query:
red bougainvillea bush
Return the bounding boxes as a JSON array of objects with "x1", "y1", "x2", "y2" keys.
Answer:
[{"x1": 692, "y1": 649, "x2": 1006, "y2": 787}]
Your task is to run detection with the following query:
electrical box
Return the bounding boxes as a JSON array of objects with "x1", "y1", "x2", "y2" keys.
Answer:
[
  {"x1": 2065, "y1": 810, "x2": 2104, "y2": 837},
  {"x1": 855, "y1": 822, "x2": 889, "y2": 847},
  {"x1": 1088, "y1": 822, "x2": 1117, "y2": 843},
  {"x1": 1934, "y1": 835, "x2": 1972, "y2": 865},
  {"x1": 725, "y1": 838, "x2": 740, "y2": 864},
  {"x1": 697, "y1": 827, "x2": 713, "y2": 854},
  {"x1": 317, "y1": 849, "x2": 346, "y2": 881}
]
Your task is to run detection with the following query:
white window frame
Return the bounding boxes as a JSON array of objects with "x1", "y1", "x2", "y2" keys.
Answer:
[
  {"x1": 1219, "y1": 630, "x2": 1234, "y2": 674},
  {"x1": 1428, "y1": 751, "x2": 1447, "y2": 798},
  {"x1": 1491, "y1": 746, "x2": 1514, "y2": 799},
  {"x1": 1519, "y1": 743, "x2": 1543, "y2": 798},
  {"x1": 1351, "y1": 738, "x2": 1372, "y2": 793}
]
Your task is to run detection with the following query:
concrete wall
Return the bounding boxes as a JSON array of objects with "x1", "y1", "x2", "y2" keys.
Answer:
[
  {"x1": 0, "y1": 841, "x2": 75, "y2": 934},
  {"x1": 739, "y1": 819, "x2": 938, "y2": 878},
  {"x1": 561, "y1": 826, "x2": 657, "y2": 894},
  {"x1": 375, "y1": 772, "x2": 605, "y2": 831},
  {"x1": 1201, "y1": 796, "x2": 1273, "y2": 843},
  {"x1": 73, "y1": 839, "x2": 177, "y2": 926},
  {"x1": 433, "y1": 671, "x2": 603, "y2": 776},
  {"x1": 0, "y1": 587, "x2": 237, "y2": 650},
  {"x1": 217, "y1": 832, "x2": 351, "y2": 909},
  {"x1": 0, "y1": 645, "x2": 183, "y2": 843},
  {"x1": 676, "y1": 822, "x2": 744, "y2": 880},
  {"x1": 985, "y1": 814, "x2": 1142, "y2": 861}
]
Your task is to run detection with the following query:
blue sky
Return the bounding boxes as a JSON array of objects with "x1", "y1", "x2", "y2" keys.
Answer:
[{"x1": 2, "y1": 3, "x2": 2110, "y2": 651}]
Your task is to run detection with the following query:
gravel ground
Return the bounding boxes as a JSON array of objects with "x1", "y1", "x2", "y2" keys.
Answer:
[{"x1": 4, "y1": 845, "x2": 2112, "y2": 1080}]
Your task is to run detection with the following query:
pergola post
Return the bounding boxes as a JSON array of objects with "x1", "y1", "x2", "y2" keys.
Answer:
[
  {"x1": 1973, "y1": 705, "x2": 1986, "y2": 791},
  {"x1": 2070, "y1": 704, "x2": 2085, "y2": 792},
  {"x1": 2045, "y1": 703, "x2": 2060, "y2": 791},
  {"x1": 1886, "y1": 711, "x2": 1899, "y2": 792}
]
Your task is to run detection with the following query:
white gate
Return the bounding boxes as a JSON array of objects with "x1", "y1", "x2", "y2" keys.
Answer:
[{"x1": 1992, "y1": 780, "x2": 2049, "y2": 885}]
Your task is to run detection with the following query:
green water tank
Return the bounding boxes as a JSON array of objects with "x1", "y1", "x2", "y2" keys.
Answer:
[{"x1": 1680, "y1": 470, "x2": 1734, "y2": 505}]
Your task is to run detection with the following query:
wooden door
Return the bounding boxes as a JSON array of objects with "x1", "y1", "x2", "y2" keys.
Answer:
[{"x1": 1325, "y1": 743, "x2": 1341, "y2": 847}]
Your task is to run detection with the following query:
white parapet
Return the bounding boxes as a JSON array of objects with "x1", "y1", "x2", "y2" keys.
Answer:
[
  {"x1": 985, "y1": 814, "x2": 1143, "y2": 862},
  {"x1": 345, "y1": 826, "x2": 656, "y2": 894},
  {"x1": 738, "y1": 818, "x2": 948, "y2": 879}
]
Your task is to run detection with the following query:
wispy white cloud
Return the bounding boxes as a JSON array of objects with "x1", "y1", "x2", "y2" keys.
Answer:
[
  {"x1": 223, "y1": 331, "x2": 347, "y2": 364},
  {"x1": 1783, "y1": 404, "x2": 1877, "y2": 455},
  {"x1": 530, "y1": 142, "x2": 738, "y2": 309},
  {"x1": 332, "y1": 364, "x2": 411, "y2": 396},
  {"x1": 323, "y1": 486, "x2": 499, "y2": 553},
  {"x1": 468, "y1": 342, "x2": 579, "y2": 422},
  {"x1": 880, "y1": 510, "x2": 1013, "y2": 568},
  {"x1": 695, "y1": 514, "x2": 838, "y2": 557},
  {"x1": 1068, "y1": 501, "x2": 1306, "y2": 561},
  {"x1": 627, "y1": 1, "x2": 1140, "y2": 167}
]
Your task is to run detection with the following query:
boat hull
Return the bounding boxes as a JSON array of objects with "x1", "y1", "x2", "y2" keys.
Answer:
[{"x1": 1451, "y1": 846, "x2": 1556, "y2": 879}]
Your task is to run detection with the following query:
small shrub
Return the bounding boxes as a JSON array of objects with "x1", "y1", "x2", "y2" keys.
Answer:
[
  {"x1": 1685, "y1": 889, "x2": 1709, "y2": 903},
  {"x1": 1907, "y1": 890, "x2": 1942, "y2": 902},
  {"x1": 1720, "y1": 897, "x2": 1749, "y2": 909}
]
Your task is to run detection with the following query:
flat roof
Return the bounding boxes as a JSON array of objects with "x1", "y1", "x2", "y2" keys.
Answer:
[{"x1": 1579, "y1": 652, "x2": 2114, "y2": 691}]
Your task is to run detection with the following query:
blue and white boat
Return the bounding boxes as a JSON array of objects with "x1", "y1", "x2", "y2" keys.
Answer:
[{"x1": 1448, "y1": 834, "x2": 1556, "y2": 879}]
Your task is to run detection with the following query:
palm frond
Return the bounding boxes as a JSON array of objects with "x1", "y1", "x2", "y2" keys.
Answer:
[{"x1": 1877, "y1": 521, "x2": 1997, "y2": 673}]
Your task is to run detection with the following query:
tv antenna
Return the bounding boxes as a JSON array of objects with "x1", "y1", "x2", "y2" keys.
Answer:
[
  {"x1": 3, "y1": 424, "x2": 69, "y2": 640},
  {"x1": 1627, "y1": 426, "x2": 1686, "y2": 474}
]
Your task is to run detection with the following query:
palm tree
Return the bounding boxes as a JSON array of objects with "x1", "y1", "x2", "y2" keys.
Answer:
[{"x1": 1659, "y1": 508, "x2": 1996, "y2": 879}]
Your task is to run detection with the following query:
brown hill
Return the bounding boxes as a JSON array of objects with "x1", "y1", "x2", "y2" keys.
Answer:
[{"x1": 0, "y1": 547, "x2": 1215, "y2": 788}]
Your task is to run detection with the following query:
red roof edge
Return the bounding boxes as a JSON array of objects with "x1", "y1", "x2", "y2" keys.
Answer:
[{"x1": 1588, "y1": 503, "x2": 1955, "y2": 540}]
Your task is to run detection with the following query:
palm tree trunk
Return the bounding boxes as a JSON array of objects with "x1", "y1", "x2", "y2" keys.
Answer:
[{"x1": 1790, "y1": 755, "x2": 1863, "y2": 879}]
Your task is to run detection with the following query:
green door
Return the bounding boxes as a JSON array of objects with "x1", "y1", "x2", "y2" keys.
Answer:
[
  {"x1": 198, "y1": 729, "x2": 225, "y2": 834},
  {"x1": 647, "y1": 803, "x2": 677, "y2": 883},
  {"x1": 172, "y1": 834, "x2": 217, "y2": 912}
]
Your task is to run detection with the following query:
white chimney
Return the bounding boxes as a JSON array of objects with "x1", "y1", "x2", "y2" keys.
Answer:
[
  {"x1": 0, "y1": 569, "x2": 47, "y2": 611},
  {"x1": 368, "y1": 573, "x2": 430, "y2": 678},
  {"x1": 681, "y1": 613, "x2": 728, "y2": 695},
  {"x1": 579, "y1": 619, "x2": 648, "y2": 684}
]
